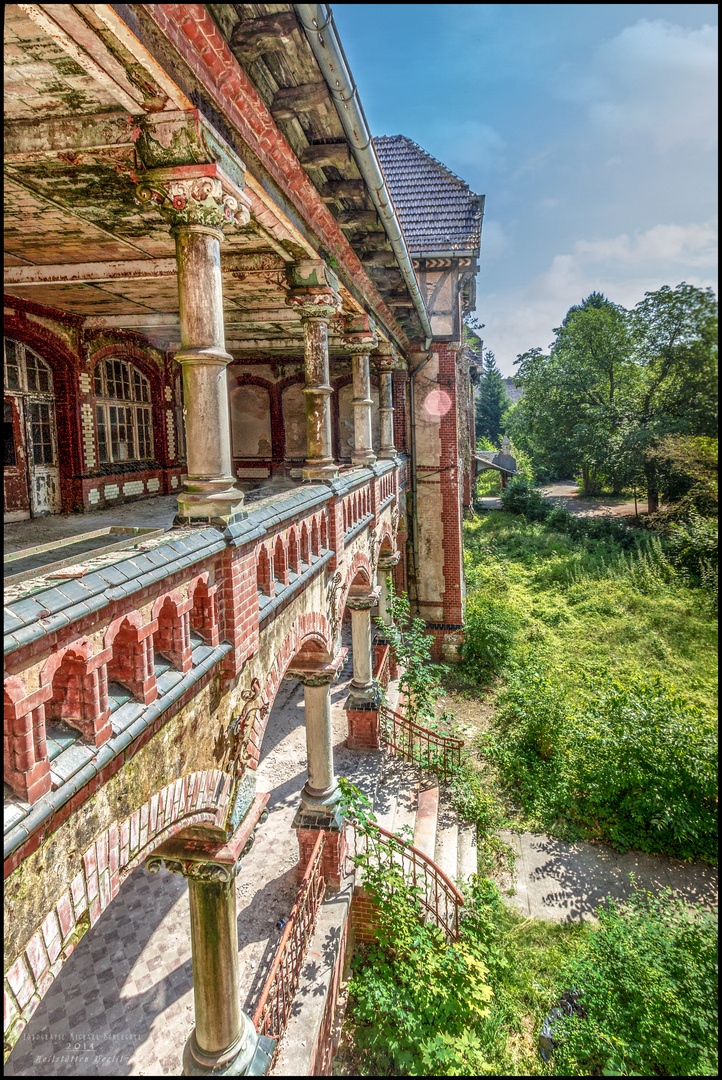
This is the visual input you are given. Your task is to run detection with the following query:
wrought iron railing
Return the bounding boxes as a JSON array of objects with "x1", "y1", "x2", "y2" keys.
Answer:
[
  {"x1": 379, "y1": 704, "x2": 463, "y2": 779},
  {"x1": 252, "y1": 831, "x2": 326, "y2": 1054},
  {"x1": 347, "y1": 820, "x2": 464, "y2": 941}
]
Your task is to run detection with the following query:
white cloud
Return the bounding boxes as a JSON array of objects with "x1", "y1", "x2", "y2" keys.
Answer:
[
  {"x1": 574, "y1": 219, "x2": 718, "y2": 269},
  {"x1": 478, "y1": 218, "x2": 718, "y2": 375},
  {"x1": 562, "y1": 19, "x2": 718, "y2": 152}
]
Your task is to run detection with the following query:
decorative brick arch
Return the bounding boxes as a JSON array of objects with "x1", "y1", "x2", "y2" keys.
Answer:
[
  {"x1": 39, "y1": 637, "x2": 95, "y2": 687},
  {"x1": 338, "y1": 551, "x2": 373, "y2": 623},
  {"x1": 377, "y1": 521, "x2": 395, "y2": 560},
  {"x1": 3, "y1": 768, "x2": 234, "y2": 1056},
  {"x1": 243, "y1": 612, "x2": 333, "y2": 770},
  {"x1": 103, "y1": 609, "x2": 145, "y2": 649},
  {"x1": 227, "y1": 373, "x2": 281, "y2": 464}
]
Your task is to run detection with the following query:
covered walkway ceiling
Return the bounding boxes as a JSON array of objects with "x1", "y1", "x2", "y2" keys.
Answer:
[{"x1": 3, "y1": 3, "x2": 424, "y2": 357}]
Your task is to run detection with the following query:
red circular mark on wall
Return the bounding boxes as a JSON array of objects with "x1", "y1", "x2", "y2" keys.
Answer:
[{"x1": 422, "y1": 389, "x2": 452, "y2": 418}]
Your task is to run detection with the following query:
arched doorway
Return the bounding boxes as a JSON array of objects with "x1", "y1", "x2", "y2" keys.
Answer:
[{"x1": 4, "y1": 339, "x2": 61, "y2": 519}]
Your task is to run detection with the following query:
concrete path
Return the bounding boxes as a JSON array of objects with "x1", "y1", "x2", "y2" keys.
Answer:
[{"x1": 498, "y1": 830, "x2": 718, "y2": 923}]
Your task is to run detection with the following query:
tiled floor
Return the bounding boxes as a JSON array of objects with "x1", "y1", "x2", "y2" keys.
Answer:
[{"x1": 5, "y1": 623, "x2": 375, "y2": 1076}]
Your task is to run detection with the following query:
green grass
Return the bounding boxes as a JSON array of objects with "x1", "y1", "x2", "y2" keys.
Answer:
[{"x1": 462, "y1": 512, "x2": 717, "y2": 717}]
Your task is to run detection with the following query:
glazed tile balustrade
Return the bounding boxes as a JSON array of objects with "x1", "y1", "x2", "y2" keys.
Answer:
[{"x1": 3, "y1": 460, "x2": 405, "y2": 873}]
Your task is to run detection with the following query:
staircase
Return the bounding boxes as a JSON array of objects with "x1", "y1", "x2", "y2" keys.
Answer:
[{"x1": 369, "y1": 754, "x2": 478, "y2": 887}]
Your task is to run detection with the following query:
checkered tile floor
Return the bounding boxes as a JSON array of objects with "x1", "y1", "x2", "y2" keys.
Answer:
[{"x1": 6, "y1": 622, "x2": 370, "y2": 1076}]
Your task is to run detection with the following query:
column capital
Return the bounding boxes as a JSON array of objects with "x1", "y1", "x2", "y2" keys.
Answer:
[
  {"x1": 284, "y1": 654, "x2": 344, "y2": 686},
  {"x1": 346, "y1": 586, "x2": 381, "y2": 611},
  {"x1": 286, "y1": 288, "x2": 343, "y2": 321},
  {"x1": 136, "y1": 163, "x2": 251, "y2": 234},
  {"x1": 377, "y1": 550, "x2": 401, "y2": 570},
  {"x1": 342, "y1": 312, "x2": 378, "y2": 352}
]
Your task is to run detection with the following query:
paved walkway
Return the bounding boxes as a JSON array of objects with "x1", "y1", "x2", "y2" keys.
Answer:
[
  {"x1": 476, "y1": 480, "x2": 648, "y2": 518},
  {"x1": 3, "y1": 496, "x2": 179, "y2": 555},
  {"x1": 498, "y1": 830, "x2": 718, "y2": 922},
  {"x1": 5, "y1": 622, "x2": 378, "y2": 1077}
]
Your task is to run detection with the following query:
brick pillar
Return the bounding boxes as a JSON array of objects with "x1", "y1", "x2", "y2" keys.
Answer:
[{"x1": 4, "y1": 682, "x2": 52, "y2": 803}]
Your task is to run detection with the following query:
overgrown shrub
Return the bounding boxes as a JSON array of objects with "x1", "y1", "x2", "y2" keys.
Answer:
[
  {"x1": 553, "y1": 886, "x2": 718, "y2": 1077},
  {"x1": 663, "y1": 511, "x2": 718, "y2": 578},
  {"x1": 460, "y1": 596, "x2": 519, "y2": 684},
  {"x1": 487, "y1": 664, "x2": 718, "y2": 863},
  {"x1": 500, "y1": 475, "x2": 550, "y2": 520}
]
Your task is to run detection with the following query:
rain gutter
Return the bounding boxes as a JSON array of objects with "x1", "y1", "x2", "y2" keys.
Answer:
[{"x1": 294, "y1": 3, "x2": 433, "y2": 348}]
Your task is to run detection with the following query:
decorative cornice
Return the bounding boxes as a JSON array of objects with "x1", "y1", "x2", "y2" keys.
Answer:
[{"x1": 141, "y1": 4, "x2": 413, "y2": 350}]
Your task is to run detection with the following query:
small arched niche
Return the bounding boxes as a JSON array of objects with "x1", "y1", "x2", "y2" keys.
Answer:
[
  {"x1": 230, "y1": 384, "x2": 272, "y2": 459},
  {"x1": 282, "y1": 382, "x2": 308, "y2": 460}
]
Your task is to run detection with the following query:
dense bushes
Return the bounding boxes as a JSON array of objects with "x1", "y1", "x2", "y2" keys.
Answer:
[
  {"x1": 553, "y1": 886, "x2": 718, "y2": 1077},
  {"x1": 487, "y1": 664, "x2": 717, "y2": 863},
  {"x1": 460, "y1": 596, "x2": 518, "y2": 684}
]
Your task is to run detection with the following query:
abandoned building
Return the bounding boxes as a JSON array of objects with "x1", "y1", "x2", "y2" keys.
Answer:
[{"x1": 4, "y1": 3, "x2": 483, "y2": 1074}]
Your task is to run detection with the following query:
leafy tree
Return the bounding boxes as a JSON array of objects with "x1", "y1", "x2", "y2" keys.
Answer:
[
  {"x1": 511, "y1": 284, "x2": 718, "y2": 506},
  {"x1": 630, "y1": 283, "x2": 718, "y2": 510},
  {"x1": 475, "y1": 349, "x2": 511, "y2": 444}
]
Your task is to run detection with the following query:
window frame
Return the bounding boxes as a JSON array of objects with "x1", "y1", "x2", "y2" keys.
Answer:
[{"x1": 93, "y1": 357, "x2": 154, "y2": 465}]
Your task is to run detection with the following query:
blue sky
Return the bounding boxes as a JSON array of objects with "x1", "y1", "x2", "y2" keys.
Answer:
[{"x1": 331, "y1": 4, "x2": 718, "y2": 375}]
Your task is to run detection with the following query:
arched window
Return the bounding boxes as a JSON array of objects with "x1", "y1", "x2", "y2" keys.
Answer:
[{"x1": 93, "y1": 357, "x2": 153, "y2": 464}]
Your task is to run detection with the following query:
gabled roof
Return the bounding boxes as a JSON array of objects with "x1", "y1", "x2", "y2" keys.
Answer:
[{"x1": 373, "y1": 135, "x2": 482, "y2": 255}]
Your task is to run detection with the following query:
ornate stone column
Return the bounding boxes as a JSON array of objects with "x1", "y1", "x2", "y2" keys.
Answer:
[
  {"x1": 146, "y1": 796, "x2": 274, "y2": 1075},
  {"x1": 136, "y1": 165, "x2": 250, "y2": 524},
  {"x1": 376, "y1": 351, "x2": 397, "y2": 459},
  {"x1": 346, "y1": 587, "x2": 381, "y2": 703},
  {"x1": 286, "y1": 654, "x2": 347, "y2": 888},
  {"x1": 376, "y1": 550, "x2": 401, "y2": 634},
  {"x1": 345, "y1": 586, "x2": 382, "y2": 751},
  {"x1": 343, "y1": 314, "x2": 378, "y2": 467},
  {"x1": 286, "y1": 261, "x2": 343, "y2": 481}
]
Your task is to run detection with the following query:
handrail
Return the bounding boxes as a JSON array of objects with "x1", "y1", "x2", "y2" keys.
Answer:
[
  {"x1": 379, "y1": 703, "x2": 464, "y2": 779},
  {"x1": 347, "y1": 820, "x2": 464, "y2": 941},
  {"x1": 252, "y1": 831, "x2": 326, "y2": 1047}
]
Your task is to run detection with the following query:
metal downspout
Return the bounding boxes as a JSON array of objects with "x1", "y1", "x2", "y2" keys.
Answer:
[
  {"x1": 408, "y1": 351, "x2": 431, "y2": 601},
  {"x1": 294, "y1": 3, "x2": 433, "y2": 347}
]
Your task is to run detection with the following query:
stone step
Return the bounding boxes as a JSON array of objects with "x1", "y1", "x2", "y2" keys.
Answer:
[
  {"x1": 457, "y1": 820, "x2": 478, "y2": 883},
  {"x1": 373, "y1": 757, "x2": 401, "y2": 832},
  {"x1": 390, "y1": 767, "x2": 418, "y2": 841},
  {"x1": 433, "y1": 796, "x2": 459, "y2": 884},
  {"x1": 413, "y1": 780, "x2": 439, "y2": 861}
]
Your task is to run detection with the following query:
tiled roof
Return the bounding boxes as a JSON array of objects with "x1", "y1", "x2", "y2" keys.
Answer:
[{"x1": 373, "y1": 135, "x2": 482, "y2": 254}]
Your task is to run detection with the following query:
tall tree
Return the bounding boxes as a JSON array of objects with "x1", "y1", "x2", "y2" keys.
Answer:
[
  {"x1": 630, "y1": 283, "x2": 718, "y2": 510},
  {"x1": 475, "y1": 349, "x2": 511, "y2": 444},
  {"x1": 510, "y1": 284, "x2": 717, "y2": 509}
]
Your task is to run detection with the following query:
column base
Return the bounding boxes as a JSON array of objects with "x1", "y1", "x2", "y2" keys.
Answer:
[
  {"x1": 377, "y1": 449, "x2": 396, "y2": 460},
  {"x1": 351, "y1": 452, "x2": 376, "y2": 468},
  {"x1": 302, "y1": 463, "x2": 339, "y2": 482},
  {"x1": 175, "y1": 489, "x2": 246, "y2": 527},
  {"x1": 182, "y1": 1013, "x2": 276, "y2": 1076},
  {"x1": 292, "y1": 805, "x2": 347, "y2": 891}
]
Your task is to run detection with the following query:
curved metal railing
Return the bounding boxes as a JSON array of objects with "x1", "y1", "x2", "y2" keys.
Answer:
[
  {"x1": 379, "y1": 703, "x2": 463, "y2": 779},
  {"x1": 347, "y1": 820, "x2": 464, "y2": 941}
]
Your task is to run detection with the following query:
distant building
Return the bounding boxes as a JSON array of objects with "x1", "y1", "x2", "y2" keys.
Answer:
[{"x1": 503, "y1": 378, "x2": 525, "y2": 406}]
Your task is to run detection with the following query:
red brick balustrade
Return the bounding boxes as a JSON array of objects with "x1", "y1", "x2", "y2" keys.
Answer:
[{"x1": 4, "y1": 677, "x2": 52, "y2": 803}]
